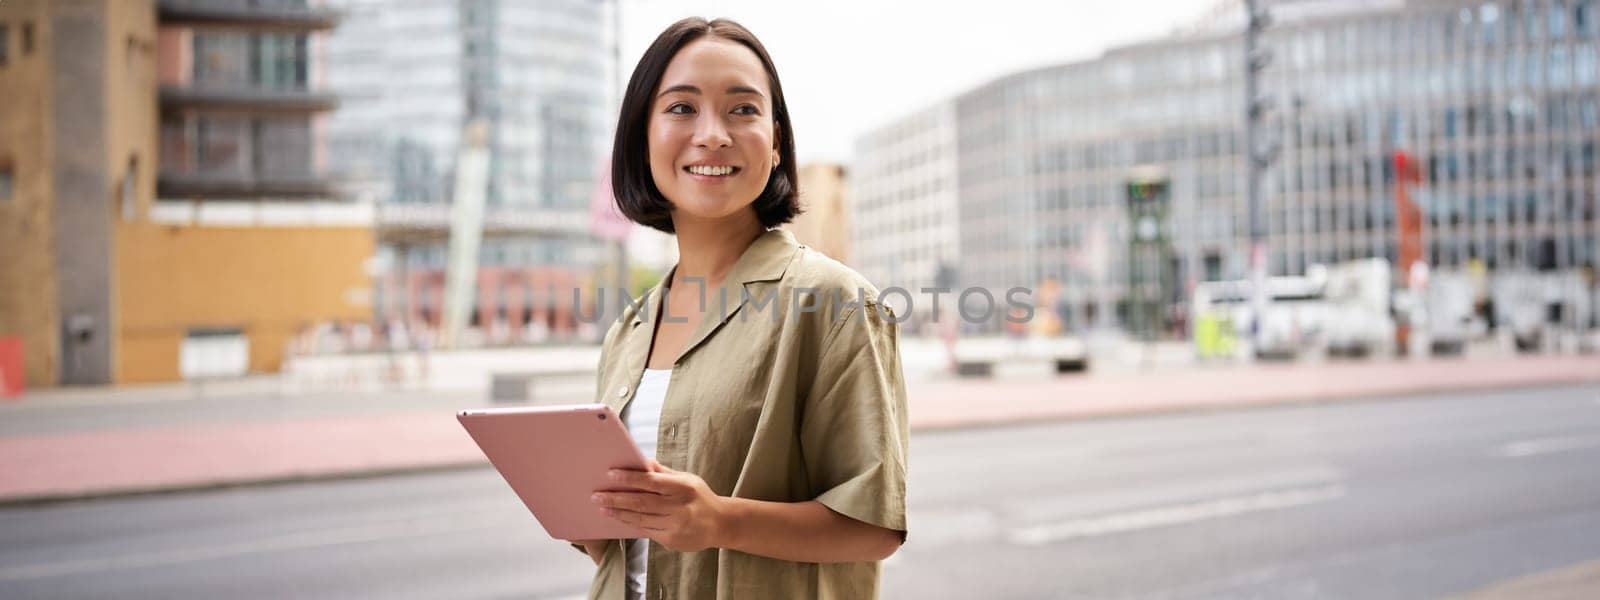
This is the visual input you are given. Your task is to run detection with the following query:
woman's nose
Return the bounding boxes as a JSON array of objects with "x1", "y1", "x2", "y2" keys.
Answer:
[{"x1": 692, "y1": 116, "x2": 732, "y2": 149}]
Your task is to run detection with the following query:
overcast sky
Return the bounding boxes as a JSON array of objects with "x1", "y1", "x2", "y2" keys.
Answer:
[{"x1": 616, "y1": 0, "x2": 1223, "y2": 165}]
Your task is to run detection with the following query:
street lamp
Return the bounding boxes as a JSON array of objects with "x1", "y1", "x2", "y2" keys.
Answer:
[{"x1": 1245, "y1": 0, "x2": 1275, "y2": 358}]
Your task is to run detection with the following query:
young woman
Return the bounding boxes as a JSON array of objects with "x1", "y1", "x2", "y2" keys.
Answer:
[{"x1": 573, "y1": 17, "x2": 909, "y2": 600}]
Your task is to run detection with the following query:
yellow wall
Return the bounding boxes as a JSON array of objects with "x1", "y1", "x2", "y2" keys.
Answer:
[
  {"x1": 106, "y1": 0, "x2": 160, "y2": 384},
  {"x1": 789, "y1": 163, "x2": 852, "y2": 264},
  {"x1": 114, "y1": 223, "x2": 374, "y2": 383},
  {"x1": 0, "y1": 0, "x2": 154, "y2": 388},
  {"x1": 0, "y1": 0, "x2": 59, "y2": 388}
]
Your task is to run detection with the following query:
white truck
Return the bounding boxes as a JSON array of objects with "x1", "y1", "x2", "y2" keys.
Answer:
[
  {"x1": 1323, "y1": 259, "x2": 1395, "y2": 358},
  {"x1": 1191, "y1": 273, "x2": 1328, "y2": 360},
  {"x1": 1425, "y1": 271, "x2": 1480, "y2": 355},
  {"x1": 1493, "y1": 270, "x2": 1595, "y2": 353}
]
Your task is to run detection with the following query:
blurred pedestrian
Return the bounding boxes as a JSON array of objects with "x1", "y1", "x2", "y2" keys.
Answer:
[
  {"x1": 413, "y1": 321, "x2": 432, "y2": 385},
  {"x1": 384, "y1": 315, "x2": 410, "y2": 387}
]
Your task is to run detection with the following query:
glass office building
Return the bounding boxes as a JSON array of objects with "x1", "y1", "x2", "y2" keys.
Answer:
[
  {"x1": 856, "y1": 0, "x2": 1598, "y2": 333},
  {"x1": 852, "y1": 102, "x2": 962, "y2": 302},
  {"x1": 323, "y1": 0, "x2": 610, "y2": 338}
]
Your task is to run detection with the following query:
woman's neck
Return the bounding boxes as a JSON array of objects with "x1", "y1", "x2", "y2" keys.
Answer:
[{"x1": 669, "y1": 211, "x2": 764, "y2": 289}]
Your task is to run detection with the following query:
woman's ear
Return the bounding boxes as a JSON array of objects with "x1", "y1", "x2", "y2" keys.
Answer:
[{"x1": 772, "y1": 124, "x2": 782, "y2": 162}]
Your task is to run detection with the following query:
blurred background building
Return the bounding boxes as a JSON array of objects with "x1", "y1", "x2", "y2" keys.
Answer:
[
  {"x1": 0, "y1": 0, "x2": 370, "y2": 386},
  {"x1": 787, "y1": 162, "x2": 853, "y2": 264},
  {"x1": 852, "y1": 102, "x2": 961, "y2": 298},
  {"x1": 322, "y1": 0, "x2": 611, "y2": 345},
  {"x1": 0, "y1": 0, "x2": 153, "y2": 387},
  {"x1": 145, "y1": 0, "x2": 369, "y2": 384},
  {"x1": 853, "y1": 0, "x2": 1599, "y2": 343}
]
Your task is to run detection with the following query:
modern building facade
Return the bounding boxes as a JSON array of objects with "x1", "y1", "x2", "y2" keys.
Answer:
[
  {"x1": 131, "y1": 0, "x2": 372, "y2": 383},
  {"x1": 0, "y1": 0, "x2": 373, "y2": 386},
  {"x1": 322, "y1": 0, "x2": 611, "y2": 342},
  {"x1": 854, "y1": 0, "x2": 1599, "y2": 334},
  {"x1": 851, "y1": 102, "x2": 961, "y2": 296}
]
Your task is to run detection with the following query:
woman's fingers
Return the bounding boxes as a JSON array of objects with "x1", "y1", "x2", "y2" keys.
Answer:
[
  {"x1": 607, "y1": 468, "x2": 676, "y2": 494},
  {"x1": 604, "y1": 506, "x2": 668, "y2": 531},
  {"x1": 594, "y1": 491, "x2": 670, "y2": 515}
]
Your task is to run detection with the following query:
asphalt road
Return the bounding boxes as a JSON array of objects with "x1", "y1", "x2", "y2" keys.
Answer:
[{"x1": 2, "y1": 383, "x2": 1598, "y2": 599}]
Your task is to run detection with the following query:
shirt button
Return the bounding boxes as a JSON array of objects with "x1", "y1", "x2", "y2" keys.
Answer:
[{"x1": 617, "y1": 385, "x2": 629, "y2": 398}]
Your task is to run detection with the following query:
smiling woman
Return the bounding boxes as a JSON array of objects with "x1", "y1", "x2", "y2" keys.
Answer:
[
  {"x1": 571, "y1": 16, "x2": 909, "y2": 600},
  {"x1": 609, "y1": 19, "x2": 800, "y2": 235}
]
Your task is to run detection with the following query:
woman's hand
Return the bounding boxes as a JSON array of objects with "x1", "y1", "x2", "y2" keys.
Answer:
[{"x1": 592, "y1": 459, "x2": 730, "y2": 553}]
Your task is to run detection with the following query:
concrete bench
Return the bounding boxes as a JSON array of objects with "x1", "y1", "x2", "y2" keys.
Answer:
[
  {"x1": 955, "y1": 357, "x2": 1084, "y2": 378},
  {"x1": 951, "y1": 337, "x2": 1091, "y2": 378},
  {"x1": 490, "y1": 369, "x2": 593, "y2": 404},
  {"x1": 955, "y1": 361, "x2": 994, "y2": 377}
]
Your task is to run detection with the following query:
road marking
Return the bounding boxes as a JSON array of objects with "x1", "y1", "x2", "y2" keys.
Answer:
[
  {"x1": 1128, "y1": 565, "x2": 1288, "y2": 600},
  {"x1": 0, "y1": 507, "x2": 520, "y2": 581},
  {"x1": 1005, "y1": 485, "x2": 1346, "y2": 546},
  {"x1": 1005, "y1": 466, "x2": 1343, "y2": 525},
  {"x1": 1494, "y1": 434, "x2": 1600, "y2": 458}
]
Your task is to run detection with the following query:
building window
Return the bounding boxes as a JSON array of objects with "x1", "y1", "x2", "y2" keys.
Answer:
[
  {"x1": 1551, "y1": 1, "x2": 1569, "y2": 38},
  {"x1": 193, "y1": 31, "x2": 308, "y2": 90},
  {"x1": 252, "y1": 118, "x2": 311, "y2": 176},
  {"x1": 194, "y1": 32, "x2": 247, "y2": 87},
  {"x1": 120, "y1": 157, "x2": 138, "y2": 221},
  {"x1": 0, "y1": 24, "x2": 9, "y2": 67},
  {"x1": 21, "y1": 22, "x2": 32, "y2": 55},
  {"x1": 197, "y1": 116, "x2": 250, "y2": 175},
  {"x1": 253, "y1": 33, "x2": 308, "y2": 89},
  {"x1": 0, "y1": 161, "x2": 13, "y2": 201}
]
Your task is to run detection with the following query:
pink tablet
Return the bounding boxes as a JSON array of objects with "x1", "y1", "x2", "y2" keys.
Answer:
[{"x1": 457, "y1": 404, "x2": 651, "y2": 541}]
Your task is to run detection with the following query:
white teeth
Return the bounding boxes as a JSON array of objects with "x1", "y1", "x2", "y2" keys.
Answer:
[{"x1": 687, "y1": 165, "x2": 734, "y2": 176}]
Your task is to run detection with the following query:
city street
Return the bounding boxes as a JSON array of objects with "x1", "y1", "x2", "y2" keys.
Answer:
[
  {"x1": 4, "y1": 1, "x2": 1598, "y2": 598},
  {"x1": 2, "y1": 383, "x2": 1598, "y2": 599}
]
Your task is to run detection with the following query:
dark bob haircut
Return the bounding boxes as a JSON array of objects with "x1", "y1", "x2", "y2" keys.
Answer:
[{"x1": 611, "y1": 17, "x2": 801, "y2": 235}]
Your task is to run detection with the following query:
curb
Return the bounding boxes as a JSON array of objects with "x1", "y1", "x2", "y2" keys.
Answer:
[
  {"x1": 908, "y1": 374, "x2": 1600, "y2": 432},
  {"x1": 0, "y1": 460, "x2": 492, "y2": 508}
]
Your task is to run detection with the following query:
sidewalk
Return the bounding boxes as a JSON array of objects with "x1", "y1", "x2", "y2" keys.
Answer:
[
  {"x1": 908, "y1": 354, "x2": 1600, "y2": 430},
  {"x1": 1, "y1": 354, "x2": 1597, "y2": 505}
]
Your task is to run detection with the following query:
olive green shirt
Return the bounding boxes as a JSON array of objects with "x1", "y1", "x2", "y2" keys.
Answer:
[{"x1": 581, "y1": 228, "x2": 910, "y2": 600}]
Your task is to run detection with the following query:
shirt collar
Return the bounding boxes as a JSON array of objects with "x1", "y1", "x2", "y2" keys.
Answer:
[{"x1": 629, "y1": 228, "x2": 799, "y2": 328}]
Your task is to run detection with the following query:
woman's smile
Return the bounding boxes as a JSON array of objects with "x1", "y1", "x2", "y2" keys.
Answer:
[{"x1": 682, "y1": 163, "x2": 742, "y2": 183}]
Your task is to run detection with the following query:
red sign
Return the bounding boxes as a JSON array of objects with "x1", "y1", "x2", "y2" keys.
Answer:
[
  {"x1": 0, "y1": 337, "x2": 23, "y2": 398},
  {"x1": 1393, "y1": 150, "x2": 1425, "y2": 287}
]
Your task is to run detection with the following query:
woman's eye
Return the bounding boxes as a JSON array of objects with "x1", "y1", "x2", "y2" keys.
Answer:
[
  {"x1": 666, "y1": 103, "x2": 695, "y2": 115},
  {"x1": 732, "y1": 105, "x2": 761, "y2": 116}
]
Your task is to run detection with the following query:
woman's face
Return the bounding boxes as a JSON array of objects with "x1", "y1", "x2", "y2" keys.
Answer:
[{"x1": 648, "y1": 37, "x2": 778, "y2": 227}]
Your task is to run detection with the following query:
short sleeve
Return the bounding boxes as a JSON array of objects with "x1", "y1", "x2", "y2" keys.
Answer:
[{"x1": 800, "y1": 300, "x2": 909, "y2": 540}]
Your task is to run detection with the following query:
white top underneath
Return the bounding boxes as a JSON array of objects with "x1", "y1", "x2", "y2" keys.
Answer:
[{"x1": 623, "y1": 368, "x2": 670, "y2": 600}]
